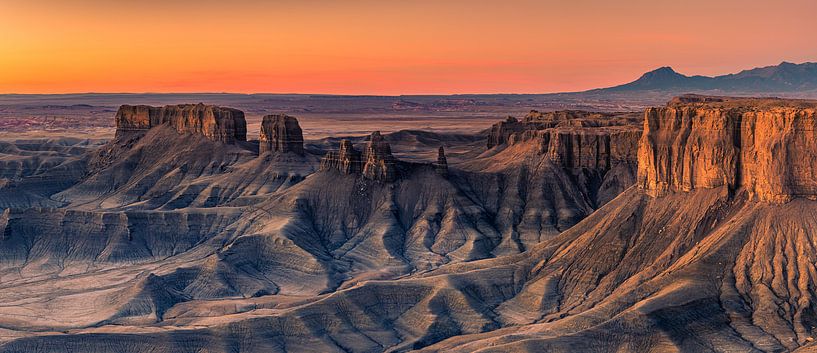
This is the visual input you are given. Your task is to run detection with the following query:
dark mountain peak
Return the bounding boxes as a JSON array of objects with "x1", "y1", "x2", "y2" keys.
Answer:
[
  {"x1": 606, "y1": 66, "x2": 697, "y2": 91},
  {"x1": 647, "y1": 66, "x2": 678, "y2": 75},
  {"x1": 636, "y1": 66, "x2": 685, "y2": 82},
  {"x1": 598, "y1": 61, "x2": 817, "y2": 93}
]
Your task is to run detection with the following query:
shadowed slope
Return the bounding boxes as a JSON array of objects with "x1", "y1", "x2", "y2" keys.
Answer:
[{"x1": 54, "y1": 126, "x2": 317, "y2": 210}]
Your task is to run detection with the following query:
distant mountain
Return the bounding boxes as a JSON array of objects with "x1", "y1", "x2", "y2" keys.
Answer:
[{"x1": 595, "y1": 61, "x2": 817, "y2": 93}]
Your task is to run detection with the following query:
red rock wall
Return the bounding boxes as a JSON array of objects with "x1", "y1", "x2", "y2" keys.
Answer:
[{"x1": 637, "y1": 96, "x2": 817, "y2": 203}]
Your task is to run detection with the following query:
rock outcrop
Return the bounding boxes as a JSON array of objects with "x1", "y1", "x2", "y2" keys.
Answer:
[
  {"x1": 486, "y1": 110, "x2": 642, "y2": 173},
  {"x1": 259, "y1": 114, "x2": 304, "y2": 155},
  {"x1": 361, "y1": 132, "x2": 398, "y2": 182},
  {"x1": 638, "y1": 95, "x2": 817, "y2": 203},
  {"x1": 486, "y1": 110, "x2": 640, "y2": 148},
  {"x1": 319, "y1": 132, "x2": 399, "y2": 182},
  {"x1": 536, "y1": 128, "x2": 641, "y2": 172},
  {"x1": 115, "y1": 103, "x2": 247, "y2": 143},
  {"x1": 486, "y1": 116, "x2": 526, "y2": 148},
  {"x1": 434, "y1": 146, "x2": 448, "y2": 177},
  {"x1": 481, "y1": 110, "x2": 643, "y2": 210},
  {"x1": 319, "y1": 140, "x2": 362, "y2": 175}
]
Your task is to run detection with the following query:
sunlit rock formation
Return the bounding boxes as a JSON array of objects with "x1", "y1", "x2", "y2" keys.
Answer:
[
  {"x1": 114, "y1": 103, "x2": 247, "y2": 143},
  {"x1": 638, "y1": 95, "x2": 817, "y2": 203},
  {"x1": 361, "y1": 131, "x2": 398, "y2": 182},
  {"x1": 259, "y1": 114, "x2": 304, "y2": 155}
]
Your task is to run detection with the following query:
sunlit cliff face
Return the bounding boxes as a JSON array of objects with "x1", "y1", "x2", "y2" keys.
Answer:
[{"x1": 1, "y1": 0, "x2": 816, "y2": 94}]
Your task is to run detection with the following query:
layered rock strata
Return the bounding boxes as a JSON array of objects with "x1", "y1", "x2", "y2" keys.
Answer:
[
  {"x1": 537, "y1": 128, "x2": 641, "y2": 171},
  {"x1": 259, "y1": 114, "x2": 304, "y2": 155},
  {"x1": 319, "y1": 132, "x2": 400, "y2": 182},
  {"x1": 486, "y1": 116, "x2": 526, "y2": 148},
  {"x1": 487, "y1": 110, "x2": 642, "y2": 172},
  {"x1": 115, "y1": 103, "x2": 247, "y2": 143},
  {"x1": 637, "y1": 95, "x2": 817, "y2": 203},
  {"x1": 486, "y1": 110, "x2": 640, "y2": 148}
]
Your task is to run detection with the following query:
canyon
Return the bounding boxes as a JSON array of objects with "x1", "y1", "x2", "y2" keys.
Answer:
[{"x1": 0, "y1": 95, "x2": 816, "y2": 352}]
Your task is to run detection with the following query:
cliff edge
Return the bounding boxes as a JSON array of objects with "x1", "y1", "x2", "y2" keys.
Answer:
[
  {"x1": 638, "y1": 95, "x2": 817, "y2": 203},
  {"x1": 115, "y1": 103, "x2": 247, "y2": 143},
  {"x1": 259, "y1": 114, "x2": 304, "y2": 155}
]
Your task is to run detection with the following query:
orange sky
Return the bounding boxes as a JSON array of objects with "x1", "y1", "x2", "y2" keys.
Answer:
[{"x1": 1, "y1": 0, "x2": 816, "y2": 95}]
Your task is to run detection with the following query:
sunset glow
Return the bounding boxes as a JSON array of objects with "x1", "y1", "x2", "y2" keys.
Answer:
[{"x1": 2, "y1": 0, "x2": 816, "y2": 94}]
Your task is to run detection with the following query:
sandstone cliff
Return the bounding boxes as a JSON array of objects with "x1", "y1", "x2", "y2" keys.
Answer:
[
  {"x1": 115, "y1": 103, "x2": 247, "y2": 143},
  {"x1": 259, "y1": 114, "x2": 304, "y2": 155},
  {"x1": 638, "y1": 95, "x2": 817, "y2": 203},
  {"x1": 538, "y1": 128, "x2": 641, "y2": 171}
]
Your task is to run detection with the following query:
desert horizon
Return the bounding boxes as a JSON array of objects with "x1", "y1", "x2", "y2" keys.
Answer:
[{"x1": 2, "y1": 60, "x2": 816, "y2": 96}]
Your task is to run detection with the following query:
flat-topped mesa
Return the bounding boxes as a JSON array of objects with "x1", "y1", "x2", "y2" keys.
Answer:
[
  {"x1": 637, "y1": 95, "x2": 817, "y2": 203},
  {"x1": 435, "y1": 146, "x2": 449, "y2": 177},
  {"x1": 319, "y1": 140, "x2": 362, "y2": 175},
  {"x1": 361, "y1": 131, "x2": 399, "y2": 182},
  {"x1": 115, "y1": 104, "x2": 247, "y2": 143},
  {"x1": 259, "y1": 114, "x2": 304, "y2": 155}
]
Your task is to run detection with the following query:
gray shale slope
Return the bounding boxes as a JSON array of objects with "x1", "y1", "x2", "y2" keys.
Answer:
[{"x1": 8, "y1": 97, "x2": 817, "y2": 352}]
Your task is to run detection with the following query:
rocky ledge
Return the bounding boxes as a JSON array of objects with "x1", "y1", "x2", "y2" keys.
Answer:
[
  {"x1": 259, "y1": 114, "x2": 304, "y2": 155},
  {"x1": 320, "y1": 131, "x2": 399, "y2": 182},
  {"x1": 638, "y1": 95, "x2": 817, "y2": 203},
  {"x1": 115, "y1": 103, "x2": 247, "y2": 143}
]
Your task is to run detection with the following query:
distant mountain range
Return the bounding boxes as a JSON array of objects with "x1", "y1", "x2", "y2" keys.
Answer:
[{"x1": 592, "y1": 61, "x2": 817, "y2": 93}]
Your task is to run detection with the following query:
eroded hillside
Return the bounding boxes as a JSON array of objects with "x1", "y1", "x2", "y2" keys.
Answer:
[{"x1": 15, "y1": 97, "x2": 817, "y2": 352}]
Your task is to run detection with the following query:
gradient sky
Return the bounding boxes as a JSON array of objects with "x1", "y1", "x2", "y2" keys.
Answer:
[{"x1": 1, "y1": 0, "x2": 816, "y2": 94}]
